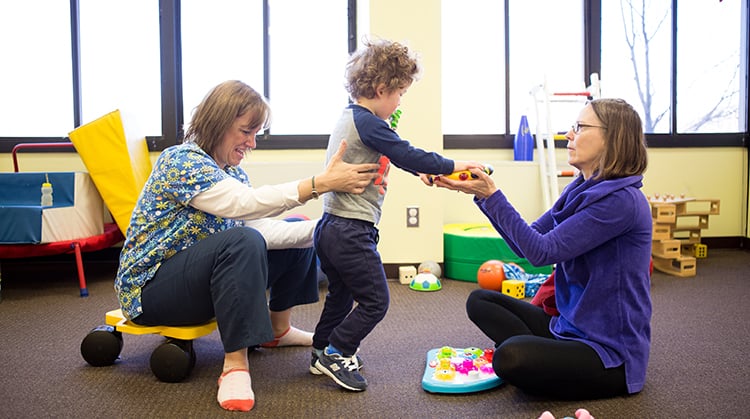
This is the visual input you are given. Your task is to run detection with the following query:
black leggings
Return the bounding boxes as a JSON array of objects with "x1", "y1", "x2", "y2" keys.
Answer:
[{"x1": 466, "y1": 289, "x2": 628, "y2": 399}]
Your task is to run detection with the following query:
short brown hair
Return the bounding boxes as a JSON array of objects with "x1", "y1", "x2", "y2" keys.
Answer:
[
  {"x1": 345, "y1": 39, "x2": 421, "y2": 101},
  {"x1": 184, "y1": 80, "x2": 270, "y2": 156},
  {"x1": 590, "y1": 98, "x2": 648, "y2": 180}
]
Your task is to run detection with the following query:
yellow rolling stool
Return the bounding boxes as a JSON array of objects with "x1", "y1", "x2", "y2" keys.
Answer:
[{"x1": 80, "y1": 309, "x2": 217, "y2": 382}]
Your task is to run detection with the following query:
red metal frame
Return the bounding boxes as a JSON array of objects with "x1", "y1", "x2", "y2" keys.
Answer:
[
  {"x1": 12, "y1": 142, "x2": 76, "y2": 172},
  {"x1": 2, "y1": 142, "x2": 123, "y2": 298}
]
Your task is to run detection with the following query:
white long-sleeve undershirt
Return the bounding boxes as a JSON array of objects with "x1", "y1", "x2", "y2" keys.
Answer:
[{"x1": 189, "y1": 177, "x2": 317, "y2": 249}]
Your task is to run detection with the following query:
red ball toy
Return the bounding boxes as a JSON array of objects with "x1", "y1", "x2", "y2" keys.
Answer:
[{"x1": 477, "y1": 260, "x2": 506, "y2": 291}]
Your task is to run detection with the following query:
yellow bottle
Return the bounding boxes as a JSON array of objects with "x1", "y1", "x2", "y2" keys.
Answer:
[{"x1": 41, "y1": 174, "x2": 53, "y2": 206}]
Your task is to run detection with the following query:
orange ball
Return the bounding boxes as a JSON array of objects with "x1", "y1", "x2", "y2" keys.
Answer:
[{"x1": 477, "y1": 260, "x2": 506, "y2": 291}]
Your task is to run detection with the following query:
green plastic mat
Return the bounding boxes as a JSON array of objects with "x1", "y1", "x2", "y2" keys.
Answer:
[{"x1": 443, "y1": 223, "x2": 553, "y2": 282}]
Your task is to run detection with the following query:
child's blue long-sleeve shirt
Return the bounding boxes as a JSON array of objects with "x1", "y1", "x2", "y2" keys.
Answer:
[{"x1": 323, "y1": 104, "x2": 454, "y2": 225}]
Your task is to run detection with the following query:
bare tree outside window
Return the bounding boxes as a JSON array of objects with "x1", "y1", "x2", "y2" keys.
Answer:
[
  {"x1": 618, "y1": 0, "x2": 670, "y2": 132},
  {"x1": 675, "y1": 1, "x2": 742, "y2": 133},
  {"x1": 680, "y1": 55, "x2": 741, "y2": 132},
  {"x1": 604, "y1": 0, "x2": 742, "y2": 134}
]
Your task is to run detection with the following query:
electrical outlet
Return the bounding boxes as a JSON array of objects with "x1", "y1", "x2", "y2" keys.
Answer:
[{"x1": 406, "y1": 206, "x2": 419, "y2": 227}]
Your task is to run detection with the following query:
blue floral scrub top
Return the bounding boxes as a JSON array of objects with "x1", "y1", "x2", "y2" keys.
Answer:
[{"x1": 115, "y1": 142, "x2": 248, "y2": 319}]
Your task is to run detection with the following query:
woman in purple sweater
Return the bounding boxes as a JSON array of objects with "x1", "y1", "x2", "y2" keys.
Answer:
[{"x1": 434, "y1": 98, "x2": 651, "y2": 399}]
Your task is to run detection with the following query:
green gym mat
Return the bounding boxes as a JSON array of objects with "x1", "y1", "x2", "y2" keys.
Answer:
[{"x1": 443, "y1": 223, "x2": 553, "y2": 282}]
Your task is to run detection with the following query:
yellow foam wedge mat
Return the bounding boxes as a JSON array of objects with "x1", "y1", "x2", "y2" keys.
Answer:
[{"x1": 69, "y1": 110, "x2": 151, "y2": 235}]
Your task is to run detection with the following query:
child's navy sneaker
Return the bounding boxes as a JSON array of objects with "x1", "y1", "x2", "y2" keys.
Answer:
[
  {"x1": 314, "y1": 350, "x2": 367, "y2": 391},
  {"x1": 309, "y1": 349, "x2": 363, "y2": 375}
]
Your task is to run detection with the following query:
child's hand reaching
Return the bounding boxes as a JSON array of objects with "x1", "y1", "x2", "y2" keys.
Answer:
[
  {"x1": 452, "y1": 160, "x2": 484, "y2": 173},
  {"x1": 418, "y1": 173, "x2": 434, "y2": 186}
]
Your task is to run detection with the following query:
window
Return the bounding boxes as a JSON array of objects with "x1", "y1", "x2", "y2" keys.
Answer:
[
  {"x1": 508, "y1": 0, "x2": 584, "y2": 136},
  {"x1": 0, "y1": 0, "x2": 354, "y2": 152},
  {"x1": 442, "y1": 0, "x2": 586, "y2": 142},
  {"x1": 676, "y1": 1, "x2": 744, "y2": 133},
  {"x1": 267, "y1": 1, "x2": 350, "y2": 135},
  {"x1": 79, "y1": 0, "x2": 161, "y2": 134},
  {"x1": 182, "y1": 1, "x2": 350, "y2": 136},
  {"x1": 0, "y1": 1, "x2": 747, "y2": 153},
  {"x1": 181, "y1": 1, "x2": 265, "y2": 126},
  {"x1": 601, "y1": 0, "x2": 747, "y2": 134},
  {"x1": 601, "y1": 1, "x2": 672, "y2": 134},
  {"x1": 442, "y1": 0, "x2": 505, "y2": 135},
  {"x1": 0, "y1": 1, "x2": 73, "y2": 137}
]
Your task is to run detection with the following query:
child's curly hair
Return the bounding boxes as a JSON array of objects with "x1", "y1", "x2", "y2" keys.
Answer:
[{"x1": 345, "y1": 39, "x2": 422, "y2": 101}]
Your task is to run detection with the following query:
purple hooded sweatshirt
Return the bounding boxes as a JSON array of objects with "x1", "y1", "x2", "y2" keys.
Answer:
[{"x1": 475, "y1": 174, "x2": 652, "y2": 393}]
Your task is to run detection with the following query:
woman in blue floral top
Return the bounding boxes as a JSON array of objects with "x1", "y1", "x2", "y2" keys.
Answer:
[
  {"x1": 116, "y1": 80, "x2": 378, "y2": 412},
  {"x1": 434, "y1": 98, "x2": 652, "y2": 401}
]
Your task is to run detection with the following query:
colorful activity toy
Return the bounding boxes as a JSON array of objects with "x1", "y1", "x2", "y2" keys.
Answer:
[{"x1": 422, "y1": 346, "x2": 503, "y2": 393}]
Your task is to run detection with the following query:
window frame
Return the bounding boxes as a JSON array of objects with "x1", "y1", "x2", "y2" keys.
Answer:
[
  {"x1": 444, "y1": 0, "x2": 748, "y2": 150},
  {"x1": 0, "y1": 0, "x2": 747, "y2": 154}
]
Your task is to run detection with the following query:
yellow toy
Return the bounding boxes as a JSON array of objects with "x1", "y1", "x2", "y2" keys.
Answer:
[
  {"x1": 693, "y1": 243, "x2": 708, "y2": 258},
  {"x1": 80, "y1": 309, "x2": 217, "y2": 382},
  {"x1": 502, "y1": 279, "x2": 525, "y2": 299},
  {"x1": 428, "y1": 165, "x2": 494, "y2": 184}
]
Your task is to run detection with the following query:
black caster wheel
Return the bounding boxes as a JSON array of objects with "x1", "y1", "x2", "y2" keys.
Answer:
[
  {"x1": 80, "y1": 325, "x2": 123, "y2": 367},
  {"x1": 150, "y1": 338, "x2": 196, "y2": 383}
]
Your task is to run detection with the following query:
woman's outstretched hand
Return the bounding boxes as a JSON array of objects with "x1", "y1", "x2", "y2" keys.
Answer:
[
  {"x1": 318, "y1": 140, "x2": 380, "y2": 194},
  {"x1": 432, "y1": 167, "x2": 498, "y2": 199}
]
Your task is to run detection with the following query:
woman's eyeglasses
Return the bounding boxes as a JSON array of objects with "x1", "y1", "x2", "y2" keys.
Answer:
[{"x1": 572, "y1": 122, "x2": 607, "y2": 134}]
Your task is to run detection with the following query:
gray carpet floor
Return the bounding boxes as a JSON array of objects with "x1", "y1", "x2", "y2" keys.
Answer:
[{"x1": 0, "y1": 248, "x2": 748, "y2": 418}]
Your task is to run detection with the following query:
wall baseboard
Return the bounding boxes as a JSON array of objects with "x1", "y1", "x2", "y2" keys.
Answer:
[
  {"x1": 702, "y1": 236, "x2": 749, "y2": 249},
  {"x1": 2, "y1": 237, "x2": 748, "y2": 268},
  {"x1": 383, "y1": 236, "x2": 750, "y2": 279}
]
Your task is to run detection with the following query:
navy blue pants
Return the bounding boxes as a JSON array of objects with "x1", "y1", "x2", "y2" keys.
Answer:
[
  {"x1": 312, "y1": 213, "x2": 389, "y2": 356},
  {"x1": 133, "y1": 227, "x2": 319, "y2": 353}
]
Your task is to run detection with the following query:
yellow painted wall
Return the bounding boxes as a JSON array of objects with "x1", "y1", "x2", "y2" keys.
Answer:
[
  {"x1": 366, "y1": 0, "x2": 445, "y2": 263},
  {"x1": 4, "y1": 145, "x2": 747, "y2": 264},
  {"x1": 2, "y1": 0, "x2": 748, "y2": 263}
]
